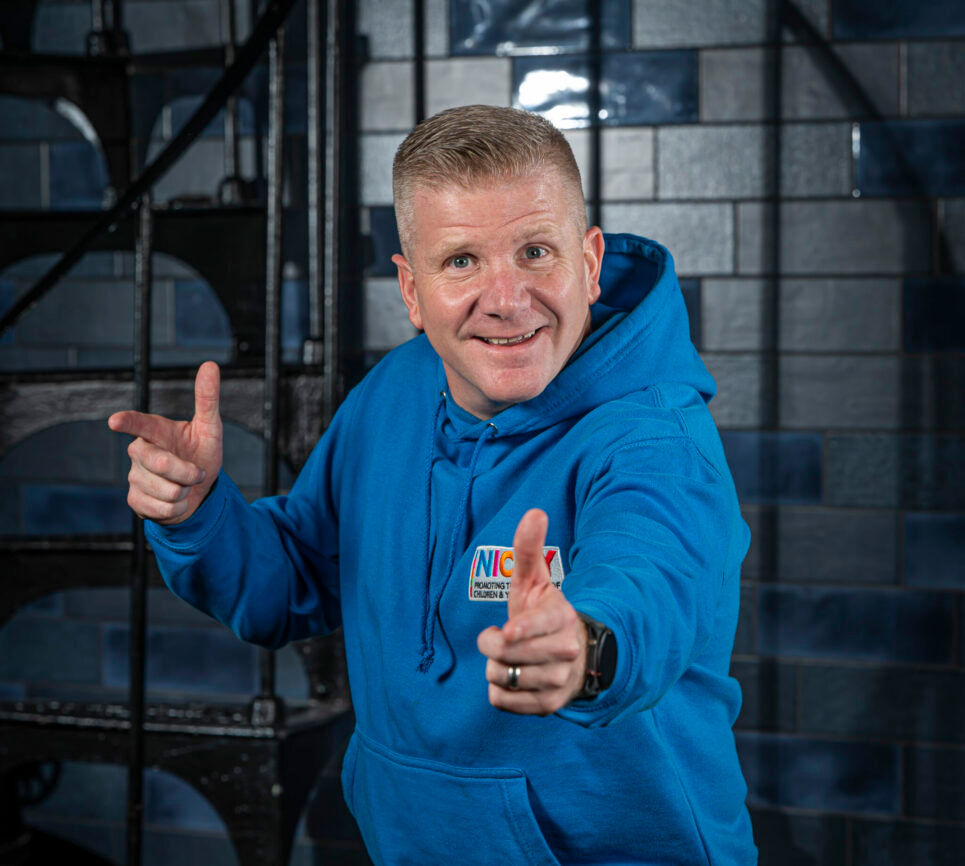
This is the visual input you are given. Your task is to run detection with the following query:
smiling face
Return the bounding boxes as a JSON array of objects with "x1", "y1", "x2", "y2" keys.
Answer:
[{"x1": 392, "y1": 171, "x2": 604, "y2": 419}]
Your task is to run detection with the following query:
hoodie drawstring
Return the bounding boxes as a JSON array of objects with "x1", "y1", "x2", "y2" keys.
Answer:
[{"x1": 418, "y1": 400, "x2": 496, "y2": 673}]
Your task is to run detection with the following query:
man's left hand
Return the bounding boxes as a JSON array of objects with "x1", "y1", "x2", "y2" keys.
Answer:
[{"x1": 476, "y1": 508, "x2": 586, "y2": 715}]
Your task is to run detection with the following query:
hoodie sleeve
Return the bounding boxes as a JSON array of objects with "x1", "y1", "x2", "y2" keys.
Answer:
[
  {"x1": 555, "y1": 430, "x2": 744, "y2": 728},
  {"x1": 143, "y1": 387, "x2": 361, "y2": 649}
]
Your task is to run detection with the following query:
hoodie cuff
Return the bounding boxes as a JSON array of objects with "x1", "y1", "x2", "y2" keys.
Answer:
[
  {"x1": 144, "y1": 469, "x2": 234, "y2": 553},
  {"x1": 555, "y1": 598, "x2": 634, "y2": 728}
]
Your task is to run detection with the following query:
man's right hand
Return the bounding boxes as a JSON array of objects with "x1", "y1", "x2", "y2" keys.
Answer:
[{"x1": 108, "y1": 360, "x2": 223, "y2": 525}]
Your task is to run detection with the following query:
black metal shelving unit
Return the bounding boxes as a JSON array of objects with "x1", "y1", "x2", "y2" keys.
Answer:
[{"x1": 0, "y1": 1, "x2": 362, "y2": 863}]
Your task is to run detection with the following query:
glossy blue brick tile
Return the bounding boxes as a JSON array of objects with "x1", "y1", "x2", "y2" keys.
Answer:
[
  {"x1": 168, "y1": 96, "x2": 253, "y2": 140},
  {"x1": 102, "y1": 625, "x2": 257, "y2": 694},
  {"x1": 48, "y1": 142, "x2": 110, "y2": 210},
  {"x1": 858, "y1": 121, "x2": 965, "y2": 197},
  {"x1": 906, "y1": 747, "x2": 965, "y2": 822},
  {"x1": 737, "y1": 733, "x2": 899, "y2": 814},
  {"x1": 679, "y1": 278, "x2": 700, "y2": 349},
  {"x1": 749, "y1": 808, "x2": 846, "y2": 866},
  {"x1": 514, "y1": 50, "x2": 697, "y2": 128},
  {"x1": 367, "y1": 206, "x2": 401, "y2": 277},
  {"x1": 142, "y1": 830, "x2": 238, "y2": 866},
  {"x1": 20, "y1": 818, "x2": 120, "y2": 864},
  {"x1": 834, "y1": 0, "x2": 965, "y2": 39},
  {"x1": 905, "y1": 513, "x2": 965, "y2": 589},
  {"x1": 174, "y1": 280, "x2": 232, "y2": 347},
  {"x1": 0, "y1": 96, "x2": 84, "y2": 141},
  {"x1": 0, "y1": 144, "x2": 42, "y2": 208},
  {"x1": 0, "y1": 616, "x2": 101, "y2": 683},
  {"x1": 720, "y1": 432, "x2": 823, "y2": 505},
  {"x1": 451, "y1": 0, "x2": 630, "y2": 55},
  {"x1": 0, "y1": 681, "x2": 26, "y2": 698},
  {"x1": 852, "y1": 819, "x2": 965, "y2": 866},
  {"x1": 21, "y1": 761, "x2": 126, "y2": 822},
  {"x1": 759, "y1": 586, "x2": 957, "y2": 664},
  {"x1": 22, "y1": 484, "x2": 130, "y2": 534},
  {"x1": 144, "y1": 768, "x2": 225, "y2": 831},
  {"x1": 903, "y1": 277, "x2": 965, "y2": 353},
  {"x1": 24, "y1": 591, "x2": 64, "y2": 616},
  {"x1": 283, "y1": 278, "x2": 309, "y2": 352}
]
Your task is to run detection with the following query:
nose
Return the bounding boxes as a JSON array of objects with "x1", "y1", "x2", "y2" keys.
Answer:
[{"x1": 477, "y1": 260, "x2": 530, "y2": 318}]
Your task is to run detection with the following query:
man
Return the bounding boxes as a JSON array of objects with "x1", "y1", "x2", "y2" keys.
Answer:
[{"x1": 110, "y1": 105, "x2": 757, "y2": 864}]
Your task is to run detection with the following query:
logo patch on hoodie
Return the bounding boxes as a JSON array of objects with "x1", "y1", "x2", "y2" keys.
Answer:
[{"x1": 468, "y1": 546, "x2": 565, "y2": 601}]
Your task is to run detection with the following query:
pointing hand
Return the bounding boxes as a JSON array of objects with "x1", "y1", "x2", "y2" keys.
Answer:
[
  {"x1": 476, "y1": 509, "x2": 588, "y2": 715},
  {"x1": 108, "y1": 361, "x2": 223, "y2": 525}
]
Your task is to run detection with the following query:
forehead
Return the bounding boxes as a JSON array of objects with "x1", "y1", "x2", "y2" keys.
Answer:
[{"x1": 408, "y1": 171, "x2": 581, "y2": 246}]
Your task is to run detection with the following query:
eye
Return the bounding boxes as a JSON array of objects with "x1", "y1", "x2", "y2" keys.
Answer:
[
  {"x1": 524, "y1": 246, "x2": 547, "y2": 260},
  {"x1": 448, "y1": 254, "x2": 472, "y2": 269}
]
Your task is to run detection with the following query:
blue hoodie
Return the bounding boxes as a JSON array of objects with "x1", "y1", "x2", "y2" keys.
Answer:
[{"x1": 147, "y1": 234, "x2": 757, "y2": 865}]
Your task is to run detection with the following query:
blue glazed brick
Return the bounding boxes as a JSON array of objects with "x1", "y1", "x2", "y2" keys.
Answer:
[
  {"x1": 0, "y1": 96, "x2": 84, "y2": 141},
  {"x1": 905, "y1": 513, "x2": 965, "y2": 589},
  {"x1": 142, "y1": 829, "x2": 237, "y2": 866},
  {"x1": 21, "y1": 761, "x2": 127, "y2": 823},
  {"x1": 759, "y1": 586, "x2": 957, "y2": 664},
  {"x1": 0, "y1": 681, "x2": 26, "y2": 698},
  {"x1": 0, "y1": 616, "x2": 101, "y2": 683},
  {"x1": 48, "y1": 141, "x2": 110, "y2": 210},
  {"x1": 283, "y1": 278, "x2": 309, "y2": 353},
  {"x1": 20, "y1": 818, "x2": 120, "y2": 864},
  {"x1": 102, "y1": 624, "x2": 257, "y2": 695},
  {"x1": 0, "y1": 144, "x2": 42, "y2": 208},
  {"x1": 24, "y1": 591, "x2": 65, "y2": 616},
  {"x1": 834, "y1": 0, "x2": 965, "y2": 39},
  {"x1": 514, "y1": 50, "x2": 697, "y2": 128},
  {"x1": 852, "y1": 819, "x2": 965, "y2": 866},
  {"x1": 737, "y1": 732, "x2": 899, "y2": 815},
  {"x1": 903, "y1": 277, "x2": 965, "y2": 353},
  {"x1": 679, "y1": 278, "x2": 700, "y2": 348},
  {"x1": 734, "y1": 583, "x2": 755, "y2": 655},
  {"x1": 731, "y1": 659, "x2": 796, "y2": 732},
  {"x1": 906, "y1": 747, "x2": 965, "y2": 822},
  {"x1": 749, "y1": 808, "x2": 846, "y2": 866},
  {"x1": 22, "y1": 484, "x2": 130, "y2": 535},
  {"x1": 367, "y1": 206, "x2": 401, "y2": 277},
  {"x1": 451, "y1": 0, "x2": 630, "y2": 55},
  {"x1": 858, "y1": 120, "x2": 965, "y2": 197},
  {"x1": 144, "y1": 768, "x2": 225, "y2": 831},
  {"x1": 720, "y1": 432, "x2": 823, "y2": 505},
  {"x1": 174, "y1": 280, "x2": 232, "y2": 347}
]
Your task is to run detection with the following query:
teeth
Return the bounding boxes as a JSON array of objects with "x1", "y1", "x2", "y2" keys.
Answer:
[{"x1": 482, "y1": 330, "x2": 537, "y2": 346}]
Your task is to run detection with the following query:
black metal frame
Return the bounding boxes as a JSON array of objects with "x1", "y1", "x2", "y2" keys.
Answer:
[{"x1": 0, "y1": 0, "x2": 359, "y2": 863}]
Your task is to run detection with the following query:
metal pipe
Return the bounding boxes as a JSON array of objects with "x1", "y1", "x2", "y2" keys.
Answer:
[
  {"x1": 414, "y1": 0, "x2": 426, "y2": 123},
  {"x1": 126, "y1": 191, "x2": 153, "y2": 866},
  {"x1": 306, "y1": 0, "x2": 327, "y2": 365},
  {"x1": 588, "y1": 0, "x2": 602, "y2": 229},
  {"x1": 222, "y1": 0, "x2": 241, "y2": 199},
  {"x1": 259, "y1": 25, "x2": 286, "y2": 704}
]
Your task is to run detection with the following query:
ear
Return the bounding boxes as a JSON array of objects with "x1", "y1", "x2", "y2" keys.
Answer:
[
  {"x1": 393, "y1": 253, "x2": 423, "y2": 331},
  {"x1": 582, "y1": 226, "x2": 605, "y2": 305}
]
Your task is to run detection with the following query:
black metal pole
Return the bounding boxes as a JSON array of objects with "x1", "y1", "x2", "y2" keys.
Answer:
[
  {"x1": 222, "y1": 0, "x2": 242, "y2": 203},
  {"x1": 588, "y1": 0, "x2": 602, "y2": 229},
  {"x1": 126, "y1": 191, "x2": 153, "y2": 866},
  {"x1": 255, "y1": 25, "x2": 285, "y2": 723},
  {"x1": 306, "y1": 0, "x2": 327, "y2": 367},
  {"x1": 414, "y1": 0, "x2": 426, "y2": 124}
]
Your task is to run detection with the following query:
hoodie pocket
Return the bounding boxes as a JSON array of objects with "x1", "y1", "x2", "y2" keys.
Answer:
[{"x1": 341, "y1": 729, "x2": 560, "y2": 866}]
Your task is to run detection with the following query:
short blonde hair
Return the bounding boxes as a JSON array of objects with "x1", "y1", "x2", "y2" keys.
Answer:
[{"x1": 392, "y1": 105, "x2": 586, "y2": 256}]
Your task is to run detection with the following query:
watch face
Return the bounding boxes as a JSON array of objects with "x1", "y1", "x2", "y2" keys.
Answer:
[{"x1": 598, "y1": 629, "x2": 617, "y2": 690}]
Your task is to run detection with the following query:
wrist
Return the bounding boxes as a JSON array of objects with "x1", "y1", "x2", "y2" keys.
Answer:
[{"x1": 572, "y1": 612, "x2": 617, "y2": 701}]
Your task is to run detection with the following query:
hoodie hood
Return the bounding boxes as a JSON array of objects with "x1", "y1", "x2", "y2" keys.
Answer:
[{"x1": 439, "y1": 233, "x2": 716, "y2": 438}]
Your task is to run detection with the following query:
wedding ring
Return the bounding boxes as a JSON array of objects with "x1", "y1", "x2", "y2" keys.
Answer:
[{"x1": 507, "y1": 665, "x2": 521, "y2": 690}]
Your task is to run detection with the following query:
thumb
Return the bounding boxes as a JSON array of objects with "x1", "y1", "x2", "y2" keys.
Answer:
[
  {"x1": 508, "y1": 508, "x2": 551, "y2": 619},
  {"x1": 192, "y1": 361, "x2": 221, "y2": 426}
]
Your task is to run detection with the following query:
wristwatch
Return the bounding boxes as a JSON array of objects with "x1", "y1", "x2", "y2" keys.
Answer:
[{"x1": 574, "y1": 612, "x2": 617, "y2": 700}]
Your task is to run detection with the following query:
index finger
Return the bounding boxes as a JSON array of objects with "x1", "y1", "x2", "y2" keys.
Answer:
[{"x1": 108, "y1": 410, "x2": 180, "y2": 452}]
